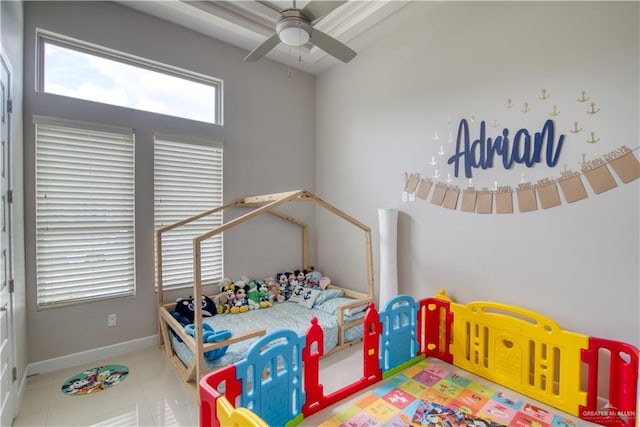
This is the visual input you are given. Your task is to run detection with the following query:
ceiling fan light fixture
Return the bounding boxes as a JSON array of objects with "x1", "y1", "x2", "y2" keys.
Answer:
[{"x1": 277, "y1": 16, "x2": 311, "y2": 47}]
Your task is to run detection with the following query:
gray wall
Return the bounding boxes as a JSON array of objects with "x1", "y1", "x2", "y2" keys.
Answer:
[
  {"x1": 23, "y1": 1, "x2": 316, "y2": 363},
  {"x1": 316, "y1": 2, "x2": 639, "y2": 345}
]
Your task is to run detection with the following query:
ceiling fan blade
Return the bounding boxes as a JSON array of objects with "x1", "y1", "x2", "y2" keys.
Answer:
[
  {"x1": 300, "y1": 1, "x2": 347, "y2": 22},
  {"x1": 310, "y1": 28, "x2": 356, "y2": 63},
  {"x1": 244, "y1": 33, "x2": 281, "y2": 62}
]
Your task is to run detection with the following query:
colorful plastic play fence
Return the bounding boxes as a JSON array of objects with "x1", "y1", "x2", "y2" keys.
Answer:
[{"x1": 200, "y1": 292, "x2": 639, "y2": 427}]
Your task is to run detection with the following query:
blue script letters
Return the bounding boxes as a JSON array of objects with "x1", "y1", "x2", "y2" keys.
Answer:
[{"x1": 447, "y1": 119, "x2": 565, "y2": 178}]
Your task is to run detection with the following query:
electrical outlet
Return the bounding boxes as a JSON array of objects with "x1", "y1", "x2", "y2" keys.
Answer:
[{"x1": 107, "y1": 313, "x2": 117, "y2": 327}]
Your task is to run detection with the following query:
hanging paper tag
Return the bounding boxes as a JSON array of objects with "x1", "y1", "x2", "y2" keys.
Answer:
[
  {"x1": 496, "y1": 186, "x2": 514, "y2": 214},
  {"x1": 605, "y1": 146, "x2": 640, "y2": 183},
  {"x1": 405, "y1": 173, "x2": 420, "y2": 193},
  {"x1": 461, "y1": 187, "x2": 477, "y2": 213},
  {"x1": 535, "y1": 178, "x2": 561, "y2": 209},
  {"x1": 442, "y1": 186, "x2": 460, "y2": 210},
  {"x1": 558, "y1": 169, "x2": 588, "y2": 203},
  {"x1": 476, "y1": 188, "x2": 493, "y2": 214},
  {"x1": 516, "y1": 183, "x2": 537, "y2": 212},
  {"x1": 415, "y1": 178, "x2": 433, "y2": 200},
  {"x1": 582, "y1": 158, "x2": 617, "y2": 194},
  {"x1": 430, "y1": 183, "x2": 447, "y2": 206}
]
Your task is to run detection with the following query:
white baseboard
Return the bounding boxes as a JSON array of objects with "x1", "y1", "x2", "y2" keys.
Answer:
[{"x1": 27, "y1": 335, "x2": 158, "y2": 376}]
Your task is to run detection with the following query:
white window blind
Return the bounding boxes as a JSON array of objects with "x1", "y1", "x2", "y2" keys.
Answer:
[
  {"x1": 154, "y1": 138, "x2": 223, "y2": 290},
  {"x1": 35, "y1": 121, "x2": 135, "y2": 308}
]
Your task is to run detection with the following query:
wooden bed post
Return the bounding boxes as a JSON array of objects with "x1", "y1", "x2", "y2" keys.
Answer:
[
  {"x1": 156, "y1": 230, "x2": 164, "y2": 346},
  {"x1": 193, "y1": 237, "x2": 205, "y2": 390},
  {"x1": 364, "y1": 228, "x2": 374, "y2": 300}
]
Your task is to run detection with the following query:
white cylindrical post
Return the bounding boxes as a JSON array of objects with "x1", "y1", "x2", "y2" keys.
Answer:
[{"x1": 378, "y1": 208, "x2": 398, "y2": 309}]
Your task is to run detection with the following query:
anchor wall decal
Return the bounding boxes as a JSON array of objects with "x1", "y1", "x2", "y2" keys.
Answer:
[
  {"x1": 550, "y1": 105, "x2": 560, "y2": 116},
  {"x1": 522, "y1": 102, "x2": 531, "y2": 113},
  {"x1": 587, "y1": 102, "x2": 600, "y2": 115},
  {"x1": 570, "y1": 122, "x2": 582, "y2": 133},
  {"x1": 577, "y1": 90, "x2": 590, "y2": 102},
  {"x1": 587, "y1": 132, "x2": 600, "y2": 144},
  {"x1": 539, "y1": 89, "x2": 550, "y2": 100}
]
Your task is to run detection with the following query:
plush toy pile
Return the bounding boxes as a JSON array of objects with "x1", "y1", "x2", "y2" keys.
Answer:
[
  {"x1": 169, "y1": 268, "x2": 332, "y2": 359},
  {"x1": 173, "y1": 267, "x2": 332, "y2": 318}
]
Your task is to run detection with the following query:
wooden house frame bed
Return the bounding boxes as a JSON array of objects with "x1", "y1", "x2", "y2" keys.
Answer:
[
  {"x1": 199, "y1": 291, "x2": 639, "y2": 427},
  {"x1": 155, "y1": 190, "x2": 375, "y2": 395}
]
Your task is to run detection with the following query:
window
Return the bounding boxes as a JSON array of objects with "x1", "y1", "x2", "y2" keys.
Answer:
[
  {"x1": 35, "y1": 119, "x2": 135, "y2": 308},
  {"x1": 37, "y1": 31, "x2": 222, "y2": 124},
  {"x1": 154, "y1": 138, "x2": 223, "y2": 290}
]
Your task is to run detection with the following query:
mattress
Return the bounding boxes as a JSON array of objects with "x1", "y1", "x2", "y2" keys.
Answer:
[{"x1": 170, "y1": 296, "x2": 366, "y2": 371}]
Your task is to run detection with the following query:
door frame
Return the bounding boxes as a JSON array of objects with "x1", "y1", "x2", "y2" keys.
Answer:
[{"x1": 0, "y1": 43, "x2": 16, "y2": 426}]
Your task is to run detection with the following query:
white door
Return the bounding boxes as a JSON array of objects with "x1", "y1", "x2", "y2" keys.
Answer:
[{"x1": 0, "y1": 47, "x2": 15, "y2": 427}]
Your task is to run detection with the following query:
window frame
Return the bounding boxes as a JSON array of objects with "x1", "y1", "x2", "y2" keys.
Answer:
[{"x1": 35, "y1": 29, "x2": 224, "y2": 125}]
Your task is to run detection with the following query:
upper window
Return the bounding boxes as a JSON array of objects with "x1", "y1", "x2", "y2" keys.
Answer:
[
  {"x1": 35, "y1": 118, "x2": 135, "y2": 308},
  {"x1": 37, "y1": 31, "x2": 222, "y2": 124}
]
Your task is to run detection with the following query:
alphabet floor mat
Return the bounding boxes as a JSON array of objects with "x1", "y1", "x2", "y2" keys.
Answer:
[{"x1": 318, "y1": 359, "x2": 589, "y2": 427}]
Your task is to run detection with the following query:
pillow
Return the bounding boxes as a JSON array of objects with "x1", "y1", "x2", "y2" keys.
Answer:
[
  {"x1": 289, "y1": 285, "x2": 322, "y2": 309},
  {"x1": 288, "y1": 285, "x2": 307, "y2": 304},
  {"x1": 344, "y1": 303, "x2": 369, "y2": 317},
  {"x1": 297, "y1": 288, "x2": 321, "y2": 309},
  {"x1": 344, "y1": 309, "x2": 367, "y2": 322},
  {"x1": 312, "y1": 289, "x2": 344, "y2": 307},
  {"x1": 315, "y1": 297, "x2": 365, "y2": 315}
]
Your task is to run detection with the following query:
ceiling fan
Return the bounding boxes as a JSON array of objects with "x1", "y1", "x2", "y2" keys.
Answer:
[{"x1": 244, "y1": 0, "x2": 357, "y2": 63}]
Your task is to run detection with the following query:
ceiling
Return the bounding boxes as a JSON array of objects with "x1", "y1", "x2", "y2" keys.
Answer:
[{"x1": 118, "y1": 0, "x2": 410, "y2": 75}]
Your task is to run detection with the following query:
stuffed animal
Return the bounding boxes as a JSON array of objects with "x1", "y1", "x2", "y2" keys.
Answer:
[
  {"x1": 257, "y1": 280, "x2": 273, "y2": 307},
  {"x1": 174, "y1": 295, "x2": 217, "y2": 323},
  {"x1": 305, "y1": 270, "x2": 322, "y2": 289},
  {"x1": 319, "y1": 276, "x2": 331, "y2": 289},
  {"x1": 184, "y1": 323, "x2": 232, "y2": 361},
  {"x1": 287, "y1": 271, "x2": 299, "y2": 288},
  {"x1": 264, "y1": 276, "x2": 284, "y2": 303},
  {"x1": 230, "y1": 280, "x2": 250, "y2": 313},
  {"x1": 245, "y1": 280, "x2": 261, "y2": 310},
  {"x1": 211, "y1": 292, "x2": 231, "y2": 314},
  {"x1": 276, "y1": 272, "x2": 292, "y2": 300},
  {"x1": 247, "y1": 280, "x2": 271, "y2": 308},
  {"x1": 219, "y1": 278, "x2": 236, "y2": 308},
  {"x1": 295, "y1": 269, "x2": 309, "y2": 286},
  {"x1": 305, "y1": 270, "x2": 331, "y2": 289}
]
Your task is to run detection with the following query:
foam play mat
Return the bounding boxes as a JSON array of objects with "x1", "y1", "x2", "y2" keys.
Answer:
[
  {"x1": 61, "y1": 364, "x2": 129, "y2": 395},
  {"x1": 319, "y1": 359, "x2": 586, "y2": 427}
]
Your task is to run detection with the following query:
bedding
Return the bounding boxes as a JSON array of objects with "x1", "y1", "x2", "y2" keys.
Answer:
[{"x1": 169, "y1": 292, "x2": 366, "y2": 371}]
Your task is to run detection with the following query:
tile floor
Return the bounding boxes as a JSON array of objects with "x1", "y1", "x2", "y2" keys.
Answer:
[{"x1": 12, "y1": 342, "x2": 364, "y2": 427}]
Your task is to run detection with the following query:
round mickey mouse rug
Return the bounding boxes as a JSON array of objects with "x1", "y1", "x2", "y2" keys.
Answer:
[{"x1": 61, "y1": 364, "x2": 129, "y2": 395}]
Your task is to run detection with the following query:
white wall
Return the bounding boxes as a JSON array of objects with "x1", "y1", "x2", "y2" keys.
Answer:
[
  {"x1": 23, "y1": 1, "x2": 316, "y2": 363},
  {"x1": 316, "y1": 2, "x2": 639, "y2": 345}
]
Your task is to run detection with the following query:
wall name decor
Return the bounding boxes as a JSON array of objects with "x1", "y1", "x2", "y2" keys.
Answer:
[{"x1": 447, "y1": 119, "x2": 565, "y2": 178}]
